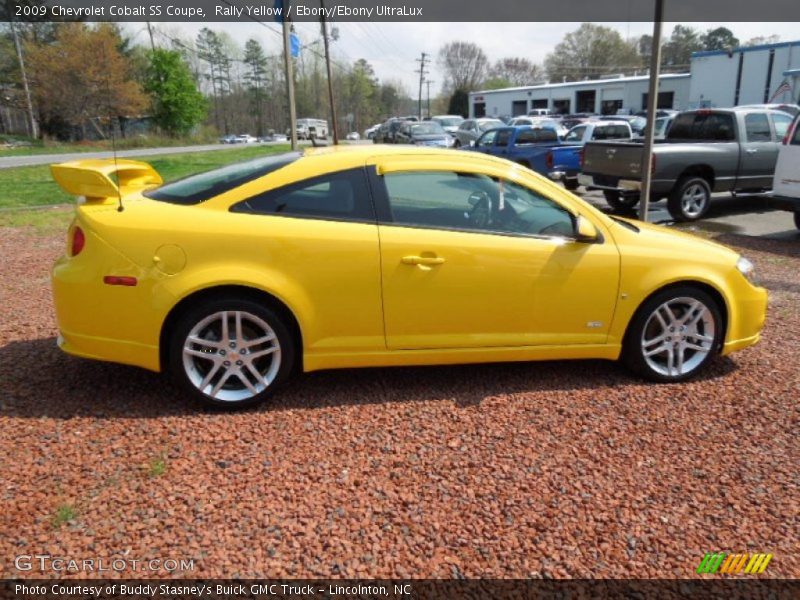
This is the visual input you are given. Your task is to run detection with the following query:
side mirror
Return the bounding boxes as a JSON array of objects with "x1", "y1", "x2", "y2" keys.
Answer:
[{"x1": 575, "y1": 215, "x2": 600, "y2": 243}]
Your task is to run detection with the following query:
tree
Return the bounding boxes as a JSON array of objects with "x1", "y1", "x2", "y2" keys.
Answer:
[
  {"x1": 447, "y1": 89, "x2": 469, "y2": 118},
  {"x1": 662, "y1": 25, "x2": 702, "y2": 69},
  {"x1": 243, "y1": 38, "x2": 268, "y2": 135},
  {"x1": 544, "y1": 23, "x2": 641, "y2": 82},
  {"x1": 26, "y1": 23, "x2": 147, "y2": 139},
  {"x1": 144, "y1": 49, "x2": 206, "y2": 136},
  {"x1": 744, "y1": 35, "x2": 781, "y2": 47},
  {"x1": 701, "y1": 27, "x2": 740, "y2": 51},
  {"x1": 438, "y1": 42, "x2": 488, "y2": 93},
  {"x1": 487, "y1": 57, "x2": 543, "y2": 87}
]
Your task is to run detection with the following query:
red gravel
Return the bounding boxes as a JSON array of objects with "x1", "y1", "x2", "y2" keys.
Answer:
[{"x1": 0, "y1": 224, "x2": 798, "y2": 579}]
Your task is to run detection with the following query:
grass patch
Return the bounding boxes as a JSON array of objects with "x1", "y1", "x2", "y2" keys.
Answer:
[
  {"x1": 52, "y1": 503, "x2": 77, "y2": 528},
  {"x1": 1, "y1": 132, "x2": 221, "y2": 157},
  {"x1": 0, "y1": 206, "x2": 73, "y2": 233},
  {"x1": 0, "y1": 144, "x2": 291, "y2": 210},
  {"x1": 147, "y1": 456, "x2": 167, "y2": 478}
]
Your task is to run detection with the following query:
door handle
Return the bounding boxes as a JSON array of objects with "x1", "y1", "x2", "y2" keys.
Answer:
[
  {"x1": 402, "y1": 255, "x2": 445, "y2": 268},
  {"x1": 745, "y1": 148, "x2": 758, "y2": 154}
]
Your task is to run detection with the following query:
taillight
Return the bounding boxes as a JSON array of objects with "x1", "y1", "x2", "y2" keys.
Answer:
[
  {"x1": 70, "y1": 226, "x2": 85, "y2": 257},
  {"x1": 546, "y1": 151, "x2": 554, "y2": 169},
  {"x1": 578, "y1": 148, "x2": 585, "y2": 167}
]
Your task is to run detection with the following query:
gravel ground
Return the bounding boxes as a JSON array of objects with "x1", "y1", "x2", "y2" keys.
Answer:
[{"x1": 0, "y1": 222, "x2": 798, "y2": 580}]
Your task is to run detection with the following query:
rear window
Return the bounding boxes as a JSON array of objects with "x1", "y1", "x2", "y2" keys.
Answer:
[
  {"x1": 145, "y1": 152, "x2": 301, "y2": 205},
  {"x1": 667, "y1": 112, "x2": 735, "y2": 141},
  {"x1": 516, "y1": 128, "x2": 558, "y2": 144},
  {"x1": 593, "y1": 125, "x2": 629, "y2": 140}
]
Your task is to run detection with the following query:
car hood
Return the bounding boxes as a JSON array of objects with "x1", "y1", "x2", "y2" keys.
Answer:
[{"x1": 612, "y1": 217, "x2": 739, "y2": 264}]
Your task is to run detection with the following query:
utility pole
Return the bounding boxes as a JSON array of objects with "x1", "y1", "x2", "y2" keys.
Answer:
[
  {"x1": 282, "y1": 6, "x2": 298, "y2": 150},
  {"x1": 319, "y1": 0, "x2": 338, "y2": 144},
  {"x1": 10, "y1": 19, "x2": 37, "y2": 139},
  {"x1": 415, "y1": 52, "x2": 429, "y2": 120},
  {"x1": 425, "y1": 80, "x2": 434, "y2": 118},
  {"x1": 638, "y1": 0, "x2": 664, "y2": 223}
]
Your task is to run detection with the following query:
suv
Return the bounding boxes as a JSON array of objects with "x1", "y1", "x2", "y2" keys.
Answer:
[{"x1": 771, "y1": 114, "x2": 800, "y2": 230}]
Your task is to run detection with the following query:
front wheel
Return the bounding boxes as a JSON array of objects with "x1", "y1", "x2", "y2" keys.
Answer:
[
  {"x1": 604, "y1": 190, "x2": 639, "y2": 211},
  {"x1": 564, "y1": 178, "x2": 579, "y2": 191},
  {"x1": 169, "y1": 297, "x2": 296, "y2": 409},
  {"x1": 622, "y1": 286, "x2": 723, "y2": 382},
  {"x1": 667, "y1": 177, "x2": 711, "y2": 221}
]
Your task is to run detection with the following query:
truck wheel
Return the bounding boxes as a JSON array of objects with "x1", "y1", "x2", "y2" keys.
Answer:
[
  {"x1": 668, "y1": 177, "x2": 711, "y2": 222},
  {"x1": 794, "y1": 212, "x2": 800, "y2": 230},
  {"x1": 604, "y1": 191, "x2": 639, "y2": 211},
  {"x1": 564, "y1": 179, "x2": 579, "y2": 191}
]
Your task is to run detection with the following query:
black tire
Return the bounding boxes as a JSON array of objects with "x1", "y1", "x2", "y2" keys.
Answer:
[
  {"x1": 794, "y1": 211, "x2": 800, "y2": 230},
  {"x1": 667, "y1": 176, "x2": 712, "y2": 222},
  {"x1": 564, "y1": 178, "x2": 579, "y2": 191},
  {"x1": 622, "y1": 286, "x2": 723, "y2": 383},
  {"x1": 168, "y1": 296, "x2": 297, "y2": 409},
  {"x1": 604, "y1": 190, "x2": 639, "y2": 211},
  {"x1": 453, "y1": 139, "x2": 461, "y2": 148}
]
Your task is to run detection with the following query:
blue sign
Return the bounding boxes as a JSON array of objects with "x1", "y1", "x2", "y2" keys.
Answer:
[{"x1": 290, "y1": 33, "x2": 300, "y2": 58}]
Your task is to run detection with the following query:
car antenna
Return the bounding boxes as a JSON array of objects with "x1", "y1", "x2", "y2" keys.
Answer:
[{"x1": 102, "y1": 45, "x2": 124, "y2": 212}]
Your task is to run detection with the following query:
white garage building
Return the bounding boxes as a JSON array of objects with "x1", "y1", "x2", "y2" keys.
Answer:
[
  {"x1": 468, "y1": 73, "x2": 691, "y2": 118},
  {"x1": 689, "y1": 40, "x2": 800, "y2": 108}
]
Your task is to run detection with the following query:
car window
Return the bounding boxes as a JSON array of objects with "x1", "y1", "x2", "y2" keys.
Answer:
[
  {"x1": 477, "y1": 130, "x2": 497, "y2": 148},
  {"x1": 594, "y1": 125, "x2": 629, "y2": 140},
  {"x1": 771, "y1": 112, "x2": 793, "y2": 139},
  {"x1": 232, "y1": 167, "x2": 374, "y2": 222},
  {"x1": 668, "y1": 112, "x2": 735, "y2": 141},
  {"x1": 495, "y1": 130, "x2": 512, "y2": 147},
  {"x1": 382, "y1": 171, "x2": 575, "y2": 238},
  {"x1": 145, "y1": 152, "x2": 301, "y2": 205},
  {"x1": 516, "y1": 128, "x2": 558, "y2": 143},
  {"x1": 745, "y1": 113, "x2": 772, "y2": 142},
  {"x1": 564, "y1": 126, "x2": 586, "y2": 143}
]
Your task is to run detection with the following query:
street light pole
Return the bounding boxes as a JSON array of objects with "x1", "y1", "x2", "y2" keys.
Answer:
[{"x1": 639, "y1": 0, "x2": 665, "y2": 222}]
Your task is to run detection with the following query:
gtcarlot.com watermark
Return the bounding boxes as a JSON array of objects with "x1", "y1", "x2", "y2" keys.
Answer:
[{"x1": 14, "y1": 554, "x2": 195, "y2": 573}]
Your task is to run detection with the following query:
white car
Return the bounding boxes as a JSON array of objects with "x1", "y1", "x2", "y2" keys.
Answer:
[
  {"x1": 508, "y1": 116, "x2": 568, "y2": 138},
  {"x1": 236, "y1": 134, "x2": 257, "y2": 143},
  {"x1": 562, "y1": 120, "x2": 633, "y2": 144},
  {"x1": 771, "y1": 114, "x2": 800, "y2": 230},
  {"x1": 345, "y1": 131, "x2": 360, "y2": 141},
  {"x1": 430, "y1": 114, "x2": 465, "y2": 134}
]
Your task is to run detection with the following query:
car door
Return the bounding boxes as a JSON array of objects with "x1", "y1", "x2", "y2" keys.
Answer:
[
  {"x1": 773, "y1": 115, "x2": 800, "y2": 199},
  {"x1": 368, "y1": 155, "x2": 620, "y2": 350},
  {"x1": 457, "y1": 120, "x2": 474, "y2": 146},
  {"x1": 473, "y1": 129, "x2": 499, "y2": 155},
  {"x1": 739, "y1": 112, "x2": 780, "y2": 189}
]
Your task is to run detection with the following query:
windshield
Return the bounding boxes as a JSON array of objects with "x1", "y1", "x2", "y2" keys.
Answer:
[
  {"x1": 435, "y1": 117, "x2": 463, "y2": 127},
  {"x1": 411, "y1": 122, "x2": 446, "y2": 135},
  {"x1": 477, "y1": 120, "x2": 503, "y2": 132},
  {"x1": 144, "y1": 152, "x2": 301, "y2": 205}
]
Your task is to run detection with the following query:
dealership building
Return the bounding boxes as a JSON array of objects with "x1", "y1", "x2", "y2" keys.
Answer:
[{"x1": 468, "y1": 39, "x2": 800, "y2": 118}]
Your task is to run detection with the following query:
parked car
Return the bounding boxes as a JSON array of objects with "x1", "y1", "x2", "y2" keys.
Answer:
[
  {"x1": 236, "y1": 134, "x2": 257, "y2": 144},
  {"x1": 527, "y1": 108, "x2": 551, "y2": 116},
  {"x1": 769, "y1": 114, "x2": 800, "y2": 230},
  {"x1": 452, "y1": 118, "x2": 505, "y2": 147},
  {"x1": 219, "y1": 135, "x2": 237, "y2": 144},
  {"x1": 345, "y1": 132, "x2": 360, "y2": 141},
  {"x1": 653, "y1": 115, "x2": 675, "y2": 139},
  {"x1": 579, "y1": 108, "x2": 795, "y2": 220},
  {"x1": 737, "y1": 103, "x2": 800, "y2": 118},
  {"x1": 271, "y1": 133, "x2": 288, "y2": 142},
  {"x1": 295, "y1": 118, "x2": 329, "y2": 140},
  {"x1": 49, "y1": 146, "x2": 767, "y2": 408},
  {"x1": 547, "y1": 121, "x2": 635, "y2": 190},
  {"x1": 364, "y1": 124, "x2": 381, "y2": 140},
  {"x1": 394, "y1": 121, "x2": 452, "y2": 147},
  {"x1": 430, "y1": 115, "x2": 465, "y2": 135},
  {"x1": 374, "y1": 118, "x2": 406, "y2": 144},
  {"x1": 598, "y1": 115, "x2": 647, "y2": 136},
  {"x1": 509, "y1": 116, "x2": 568, "y2": 138}
]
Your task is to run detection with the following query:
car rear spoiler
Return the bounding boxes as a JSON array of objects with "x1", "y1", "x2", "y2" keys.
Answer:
[{"x1": 50, "y1": 159, "x2": 163, "y2": 203}]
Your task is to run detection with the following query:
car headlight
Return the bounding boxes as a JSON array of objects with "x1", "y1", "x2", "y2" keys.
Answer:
[{"x1": 736, "y1": 256, "x2": 756, "y2": 281}]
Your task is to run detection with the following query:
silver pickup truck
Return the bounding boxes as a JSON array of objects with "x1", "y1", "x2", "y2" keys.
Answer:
[{"x1": 578, "y1": 107, "x2": 794, "y2": 221}]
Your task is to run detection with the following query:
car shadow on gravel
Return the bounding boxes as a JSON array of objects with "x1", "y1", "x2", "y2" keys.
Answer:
[
  {"x1": 712, "y1": 232, "x2": 800, "y2": 259},
  {"x1": 1, "y1": 336, "x2": 739, "y2": 418}
]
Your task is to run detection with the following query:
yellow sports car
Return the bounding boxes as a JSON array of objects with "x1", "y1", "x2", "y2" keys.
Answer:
[{"x1": 51, "y1": 146, "x2": 767, "y2": 408}]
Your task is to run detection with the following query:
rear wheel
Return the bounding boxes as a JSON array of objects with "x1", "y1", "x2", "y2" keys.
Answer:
[
  {"x1": 453, "y1": 139, "x2": 461, "y2": 148},
  {"x1": 667, "y1": 177, "x2": 711, "y2": 221},
  {"x1": 623, "y1": 286, "x2": 722, "y2": 382},
  {"x1": 604, "y1": 190, "x2": 639, "y2": 211},
  {"x1": 169, "y1": 297, "x2": 296, "y2": 409},
  {"x1": 564, "y1": 178, "x2": 579, "y2": 191}
]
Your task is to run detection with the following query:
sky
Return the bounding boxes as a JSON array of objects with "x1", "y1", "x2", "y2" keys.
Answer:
[{"x1": 123, "y1": 21, "x2": 800, "y2": 94}]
